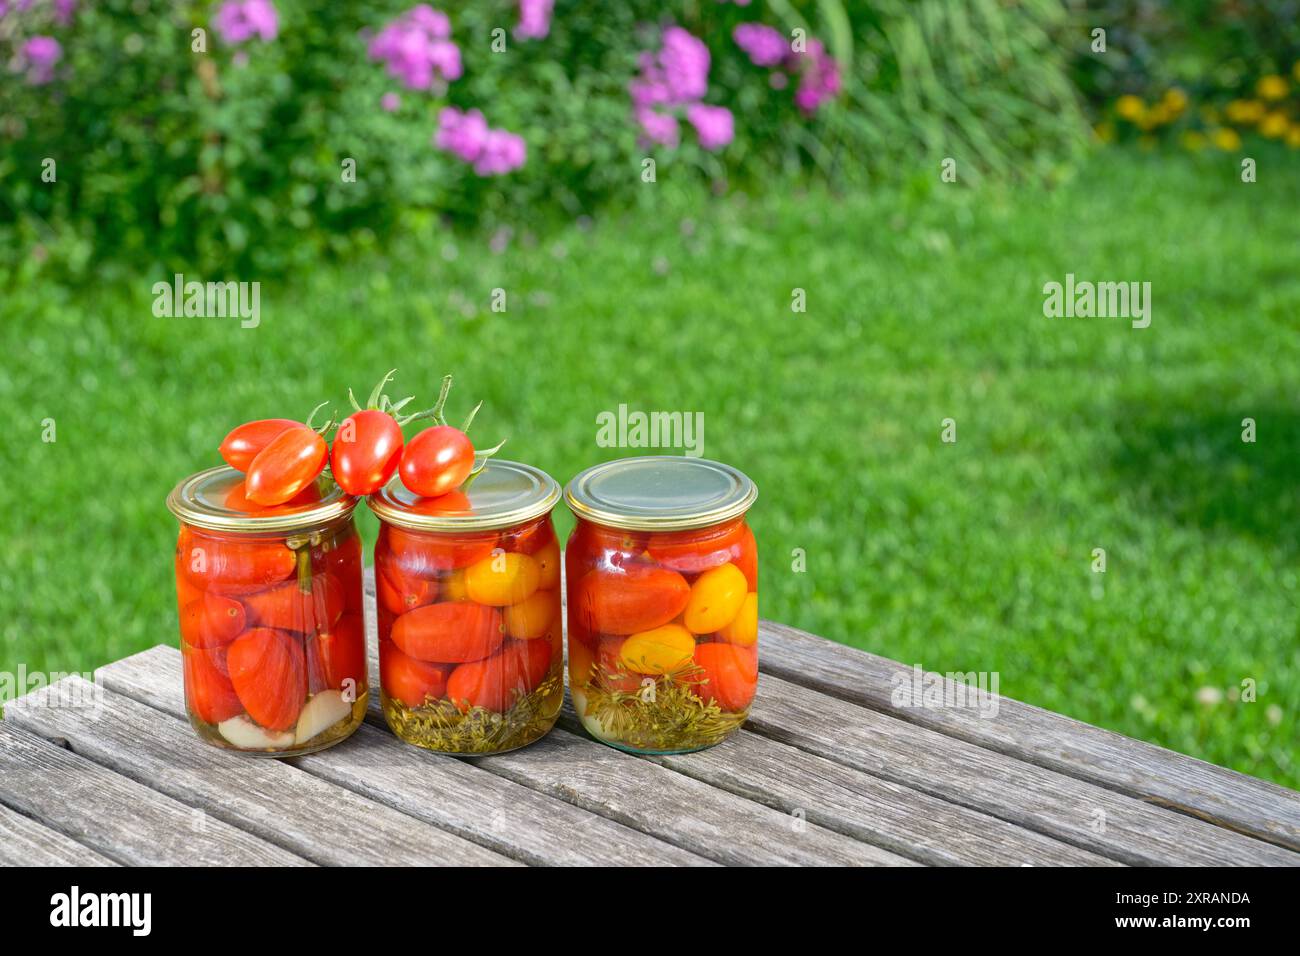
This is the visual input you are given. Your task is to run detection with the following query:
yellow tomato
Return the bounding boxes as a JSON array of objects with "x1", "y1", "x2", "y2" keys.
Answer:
[
  {"x1": 619, "y1": 624, "x2": 695, "y2": 675},
  {"x1": 503, "y1": 589, "x2": 557, "y2": 640},
  {"x1": 718, "y1": 592, "x2": 759, "y2": 647},
  {"x1": 534, "y1": 538, "x2": 561, "y2": 590},
  {"x1": 683, "y1": 563, "x2": 748, "y2": 634},
  {"x1": 441, "y1": 569, "x2": 469, "y2": 602},
  {"x1": 465, "y1": 552, "x2": 540, "y2": 606}
]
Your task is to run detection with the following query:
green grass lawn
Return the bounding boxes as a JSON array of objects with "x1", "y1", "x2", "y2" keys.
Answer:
[{"x1": 2, "y1": 148, "x2": 1296, "y2": 787}]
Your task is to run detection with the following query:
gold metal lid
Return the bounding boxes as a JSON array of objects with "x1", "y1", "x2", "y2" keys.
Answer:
[
  {"x1": 166, "y1": 465, "x2": 357, "y2": 534},
  {"x1": 368, "y1": 458, "x2": 560, "y2": 532},
  {"x1": 565, "y1": 456, "x2": 757, "y2": 531}
]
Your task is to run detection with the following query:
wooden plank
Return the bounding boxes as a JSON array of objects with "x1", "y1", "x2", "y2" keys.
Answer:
[
  {"x1": 99, "y1": 645, "x2": 713, "y2": 867},
  {"x1": 0, "y1": 803, "x2": 118, "y2": 867},
  {"x1": 0, "y1": 723, "x2": 308, "y2": 866},
  {"x1": 470, "y1": 724, "x2": 917, "y2": 866},
  {"x1": 758, "y1": 621, "x2": 1300, "y2": 851},
  {"x1": 746, "y1": 672, "x2": 1299, "y2": 866},
  {"x1": 594, "y1": 718, "x2": 1119, "y2": 866},
  {"x1": 7, "y1": 677, "x2": 515, "y2": 867}
]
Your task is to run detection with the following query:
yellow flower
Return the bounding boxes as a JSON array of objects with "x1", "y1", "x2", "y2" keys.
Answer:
[
  {"x1": 1093, "y1": 120, "x2": 1115, "y2": 143},
  {"x1": 1115, "y1": 94, "x2": 1145, "y2": 122},
  {"x1": 1161, "y1": 88, "x2": 1188, "y2": 113},
  {"x1": 1256, "y1": 74, "x2": 1289, "y2": 101},
  {"x1": 1180, "y1": 130, "x2": 1206, "y2": 152},
  {"x1": 1287, "y1": 125, "x2": 1300, "y2": 149},
  {"x1": 1210, "y1": 127, "x2": 1242, "y2": 151},
  {"x1": 1225, "y1": 99, "x2": 1266, "y2": 124},
  {"x1": 1140, "y1": 103, "x2": 1170, "y2": 129},
  {"x1": 1260, "y1": 111, "x2": 1290, "y2": 138}
]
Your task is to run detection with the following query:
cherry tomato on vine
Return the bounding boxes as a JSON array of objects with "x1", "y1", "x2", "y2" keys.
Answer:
[
  {"x1": 219, "y1": 419, "x2": 300, "y2": 472},
  {"x1": 331, "y1": 409, "x2": 405, "y2": 496},
  {"x1": 246, "y1": 424, "x2": 328, "y2": 506},
  {"x1": 224, "y1": 479, "x2": 321, "y2": 514},
  {"x1": 399, "y1": 425, "x2": 475, "y2": 497}
]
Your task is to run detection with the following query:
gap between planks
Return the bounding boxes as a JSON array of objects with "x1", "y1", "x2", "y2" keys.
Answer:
[{"x1": 755, "y1": 620, "x2": 1300, "y2": 854}]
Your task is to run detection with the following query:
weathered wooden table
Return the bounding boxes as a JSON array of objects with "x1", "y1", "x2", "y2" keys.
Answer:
[{"x1": 3, "y1": 574, "x2": 1298, "y2": 866}]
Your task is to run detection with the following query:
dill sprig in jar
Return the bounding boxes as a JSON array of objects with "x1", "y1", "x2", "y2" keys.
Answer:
[
  {"x1": 565, "y1": 456, "x2": 759, "y2": 754},
  {"x1": 368, "y1": 459, "x2": 564, "y2": 755}
]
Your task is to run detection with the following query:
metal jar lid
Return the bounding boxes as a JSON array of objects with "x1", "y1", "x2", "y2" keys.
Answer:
[
  {"x1": 368, "y1": 458, "x2": 561, "y2": 532},
  {"x1": 565, "y1": 456, "x2": 757, "y2": 532},
  {"x1": 166, "y1": 465, "x2": 358, "y2": 534}
]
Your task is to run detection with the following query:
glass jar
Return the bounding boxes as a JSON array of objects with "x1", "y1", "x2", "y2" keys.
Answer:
[
  {"x1": 368, "y1": 459, "x2": 563, "y2": 755},
  {"x1": 166, "y1": 467, "x2": 368, "y2": 756},
  {"x1": 565, "y1": 456, "x2": 759, "y2": 754}
]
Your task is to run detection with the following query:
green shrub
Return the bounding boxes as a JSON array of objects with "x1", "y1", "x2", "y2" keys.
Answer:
[{"x1": 0, "y1": 0, "x2": 1086, "y2": 277}]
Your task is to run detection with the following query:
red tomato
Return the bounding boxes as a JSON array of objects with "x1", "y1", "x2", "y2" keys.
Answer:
[
  {"x1": 733, "y1": 523, "x2": 758, "y2": 590},
  {"x1": 324, "y1": 531, "x2": 365, "y2": 614},
  {"x1": 446, "y1": 639, "x2": 552, "y2": 713},
  {"x1": 646, "y1": 519, "x2": 746, "y2": 576},
  {"x1": 399, "y1": 425, "x2": 475, "y2": 497},
  {"x1": 506, "y1": 518, "x2": 556, "y2": 555},
  {"x1": 183, "y1": 643, "x2": 244, "y2": 725},
  {"x1": 223, "y1": 479, "x2": 321, "y2": 514},
  {"x1": 573, "y1": 566, "x2": 691, "y2": 636},
  {"x1": 246, "y1": 424, "x2": 329, "y2": 506},
  {"x1": 226, "y1": 628, "x2": 307, "y2": 731},
  {"x1": 331, "y1": 409, "x2": 405, "y2": 496},
  {"x1": 693, "y1": 643, "x2": 758, "y2": 712},
  {"x1": 567, "y1": 522, "x2": 649, "y2": 571},
  {"x1": 309, "y1": 612, "x2": 367, "y2": 693},
  {"x1": 594, "y1": 637, "x2": 646, "y2": 693},
  {"x1": 219, "y1": 418, "x2": 300, "y2": 471},
  {"x1": 179, "y1": 593, "x2": 246, "y2": 649},
  {"x1": 407, "y1": 490, "x2": 472, "y2": 515},
  {"x1": 178, "y1": 528, "x2": 296, "y2": 595},
  {"x1": 375, "y1": 560, "x2": 438, "y2": 616},
  {"x1": 382, "y1": 524, "x2": 497, "y2": 574},
  {"x1": 390, "y1": 602, "x2": 503, "y2": 663},
  {"x1": 241, "y1": 572, "x2": 344, "y2": 632},
  {"x1": 380, "y1": 638, "x2": 449, "y2": 709}
]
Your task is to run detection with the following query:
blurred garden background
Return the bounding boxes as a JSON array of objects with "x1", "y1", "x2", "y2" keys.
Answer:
[{"x1": 1, "y1": 0, "x2": 1296, "y2": 786}]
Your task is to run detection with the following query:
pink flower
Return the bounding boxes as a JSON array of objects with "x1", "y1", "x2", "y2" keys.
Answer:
[
  {"x1": 687, "y1": 104, "x2": 733, "y2": 150},
  {"x1": 53, "y1": 0, "x2": 77, "y2": 26},
  {"x1": 659, "y1": 26, "x2": 710, "y2": 103},
  {"x1": 790, "y1": 40, "x2": 842, "y2": 114},
  {"x1": 636, "y1": 108, "x2": 680, "y2": 148},
  {"x1": 516, "y1": 0, "x2": 553, "y2": 40},
  {"x1": 435, "y1": 107, "x2": 526, "y2": 175},
  {"x1": 369, "y1": 6, "x2": 461, "y2": 90},
  {"x1": 213, "y1": 0, "x2": 279, "y2": 45},
  {"x1": 630, "y1": 25, "x2": 730, "y2": 150},
  {"x1": 381, "y1": 92, "x2": 401, "y2": 112},
  {"x1": 473, "y1": 129, "x2": 527, "y2": 176},
  {"x1": 733, "y1": 23, "x2": 786, "y2": 68},
  {"x1": 20, "y1": 35, "x2": 61, "y2": 85}
]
